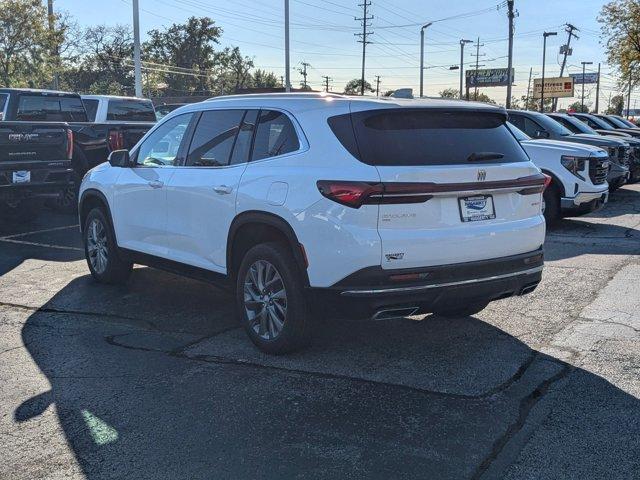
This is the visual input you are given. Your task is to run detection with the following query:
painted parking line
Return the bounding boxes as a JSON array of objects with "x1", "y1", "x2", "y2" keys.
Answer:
[
  {"x1": 0, "y1": 224, "x2": 79, "y2": 240},
  {"x1": 0, "y1": 237, "x2": 83, "y2": 252}
]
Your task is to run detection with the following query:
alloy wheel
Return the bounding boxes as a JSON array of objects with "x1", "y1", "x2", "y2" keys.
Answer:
[
  {"x1": 86, "y1": 218, "x2": 109, "y2": 274},
  {"x1": 243, "y1": 260, "x2": 287, "y2": 340}
]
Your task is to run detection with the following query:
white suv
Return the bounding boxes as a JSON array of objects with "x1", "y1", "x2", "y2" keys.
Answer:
[{"x1": 79, "y1": 94, "x2": 547, "y2": 353}]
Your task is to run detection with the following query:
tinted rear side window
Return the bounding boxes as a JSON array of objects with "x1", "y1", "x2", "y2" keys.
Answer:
[
  {"x1": 82, "y1": 99, "x2": 99, "y2": 121},
  {"x1": 186, "y1": 109, "x2": 244, "y2": 167},
  {"x1": 16, "y1": 95, "x2": 87, "y2": 121},
  {"x1": 251, "y1": 110, "x2": 300, "y2": 161},
  {"x1": 330, "y1": 109, "x2": 528, "y2": 166},
  {"x1": 106, "y1": 99, "x2": 156, "y2": 121}
]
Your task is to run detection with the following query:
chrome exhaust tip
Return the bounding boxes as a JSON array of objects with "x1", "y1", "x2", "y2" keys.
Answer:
[
  {"x1": 519, "y1": 282, "x2": 539, "y2": 296},
  {"x1": 371, "y1": 307, "x2": 420, "y2": 321}
]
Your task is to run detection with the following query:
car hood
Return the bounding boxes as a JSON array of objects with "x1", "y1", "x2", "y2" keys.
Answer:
[
  {"x1": 569, "y1": 133, "x2": 627, "y2": 147},
  {"x1": 520, "y1": 138, "x2": 607, "y2": 156}
]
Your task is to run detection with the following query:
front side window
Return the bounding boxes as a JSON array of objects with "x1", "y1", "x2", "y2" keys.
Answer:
[
  {"x1": 136, "y1": 113, "x2": 193, "y2": 167},
  {"x1": 186, "y1": 110, "x2": 245, "y2": 167},
  {"x1": 251, "y1": 110, "x2": 300, "y2": 161}
]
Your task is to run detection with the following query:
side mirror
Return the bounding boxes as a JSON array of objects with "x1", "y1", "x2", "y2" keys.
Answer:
[
  {"x1": 534, "y1": 130, "x2": 550, "y2": 139},
  {"x1": 108, "y1": 149, "x2": 130, "y2": 167}
]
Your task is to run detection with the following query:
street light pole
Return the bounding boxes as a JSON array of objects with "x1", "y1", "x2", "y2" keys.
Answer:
[
  {"x1": 581, "y1": 61, "x2": 593, "y2": 112},
  {"x1": 459, "y1": 39, "x2": 472, "y2": 99},
  {"x1": 419, "y1": 23, "x2": 432, "y2": 98},
  {"x1": 540, "y1": 31, "x2": 557, "y2": 112}
]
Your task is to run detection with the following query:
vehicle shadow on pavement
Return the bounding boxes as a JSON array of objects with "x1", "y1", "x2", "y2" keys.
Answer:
[{"x1": 12, "y1": 272, "x2": 640, "y2": 479}]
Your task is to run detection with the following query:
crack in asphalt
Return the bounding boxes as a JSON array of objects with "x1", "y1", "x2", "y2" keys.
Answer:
[{"x1": 471, "y1": 363, "x2": 573, "y2": 480}]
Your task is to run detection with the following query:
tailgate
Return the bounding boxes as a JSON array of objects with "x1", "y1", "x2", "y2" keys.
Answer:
[
  {"x1": 346, "y1": 106, "x2": 546, "y2": 269},
  {"x1": 0, "y1": 122, "x2": 69, "y2": 163}
]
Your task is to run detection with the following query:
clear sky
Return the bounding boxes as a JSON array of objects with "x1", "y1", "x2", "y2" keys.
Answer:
[{"x1": 55, "y1": 0, "x2": 631, "y2": 108}]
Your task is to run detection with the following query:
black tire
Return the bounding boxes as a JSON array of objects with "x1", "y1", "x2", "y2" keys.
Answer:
[
  {"x1": 0, "y1": 199, "x2": 40, "y2": 224},
  {"x1": 432, "y1": 301, "x2": 489, "y2": 319},
  {"x1": 83, "y1": 207, "x2": 132, "y2": 284},
  {"x1": 542, "y1": 183, "x2": 561, "y2": 225},
  {"x1": 236, "y1": 242, "x2": 312, "y2": 354}
]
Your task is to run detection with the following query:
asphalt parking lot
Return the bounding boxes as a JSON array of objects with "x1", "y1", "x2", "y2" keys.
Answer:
[{"x1": 1, "y1": 186, "x2": 639, "y2": 480}]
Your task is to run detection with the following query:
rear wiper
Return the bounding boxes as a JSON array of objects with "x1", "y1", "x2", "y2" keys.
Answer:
[{"x1": 467, "y1": 152, "x2": 505, "y2": 162}]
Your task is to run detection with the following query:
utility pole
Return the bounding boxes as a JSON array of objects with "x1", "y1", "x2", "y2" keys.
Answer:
[
  {"x1": 459, "y1": 39, "x2": 472, "y2": 99},
  {"x1": 594, "y1": 63, "x2": 601, "y2": 113},
  {"x1": 322, "y1": 75, "x2": 332, "y2": 93},
  {"x1": 472, "y1": 37, "x2": 485, "y2": 100},
  {"x1": 132, "y1": 0, "x2": 143, "y2": 98},
  {"x1": 47, "y1": 0, "x2": 59, "y2": 90},
  {"x1": 607, "y1": 90, "x2": 613, "y2": 113},
  {"x1": 627, "y1": 72, "x2": 633, "y2": 119},
  {"x1": 419, "y1": 22, "x2": 433, "y2": 98},
  {"x1": 540, "y1": 31, "x2": 557, "y2": 112},
  {"x1": 375, "y1": 75, "x2": 381, "y2": 97},
  {"x1": 355, "y1": 1, "x2": 373, "y2": 95},
  {"x1": 285, "y1": 0, "x2": 291, "y2": 92},
  {"x1": 525, "y1": 67, "x2": 533, "y2": 109},
  {"x1": 505, "y1": 0, "x2": 515, "y2": 108},
  {"x1": 580, "y1": 61, "x2": 593, "y2": 112},
  {"x1": 280, "y1": 76, "x2": 284, "y2": 88},
  {"x1": 298, "y1": 62, "x2": 310, "y2": 90},
  {"x1": 552, "y1": 23, "x2": 579, "y2": 111}
]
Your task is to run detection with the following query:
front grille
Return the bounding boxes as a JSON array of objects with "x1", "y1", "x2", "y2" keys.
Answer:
[
  {"x1": 618, "y1": 146, "x2": 631, "y2": 167},
  {"x1": 589, "y1": 158, "x2": 609, "y2": 185}
]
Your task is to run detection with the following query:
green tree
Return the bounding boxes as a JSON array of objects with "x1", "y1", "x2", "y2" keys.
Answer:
[
  {"x1": 215, "y1": 46, "x2": 254, "y2": 93},
  {"x1": 606, "y1": 94, "x2": 625, "y2": 115},
  {"x1": 599, "y1": 1, "x2": 640, "y2": 89},
  {"x1": 567, "y1": 101, "x2": 590, "y2": 113},
  {"x1": 439, "y1": 88, "x2": 496, "y2": 104},
  {"x1": 144, "y1": 17, "x2": 222, "y2": 95},
  {"x1": 439, "y1": 88, "x2": 459, "y2": 99},
  {"x1": 343, "y1": 78, "x2": 374, "y2": 95},
  {"x1": 0, "y1": 0, "x2": 62, "y2": 87},
  {"x1": 252, "y1": 69, "x2": 280, "y2": 88}
]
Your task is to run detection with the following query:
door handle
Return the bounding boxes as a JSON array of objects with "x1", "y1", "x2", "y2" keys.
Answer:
[
  {"x1": 213, "y1": 185, "x2": 233, "y2": 194},
  {"x1": 148, "y1": 180, "x2": 164, "y2": 189}
]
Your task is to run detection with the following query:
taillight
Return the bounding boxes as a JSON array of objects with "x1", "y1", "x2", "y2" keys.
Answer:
[
  {"x1": 316, "y1": 181, "x2": 433, "y2": 208},
  {"x1": 66, "y1": 129, "x2": 73, "y2": 160},
  {"x1": 543, "y1": 174, "x2": 552, "y2": 190},
  {"x1": 108, "y1": 130, "x2": 124, "y2": 151}
]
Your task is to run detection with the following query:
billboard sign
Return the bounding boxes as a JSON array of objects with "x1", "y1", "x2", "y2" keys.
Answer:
[
  {"x1": 533, "y1": 77, "x2": 574, "y2": 99},
  {"x1": 465, "y1": 68, "x2": 515, "y2": 87},
  {"x1": 569, "y1": 72, "x2": 599, "y2": 85}
]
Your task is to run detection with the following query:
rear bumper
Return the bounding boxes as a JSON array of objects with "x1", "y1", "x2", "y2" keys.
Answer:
[
  {"x1": 0, "y1": 161, "x2": 74, "y2": 201},
  {"x1": 309, "y1": 249, "x2": 544, "y2": 320}
]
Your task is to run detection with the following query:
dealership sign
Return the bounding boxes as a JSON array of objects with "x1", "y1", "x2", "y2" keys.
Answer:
[
  {"x1": 533, "y1": 77, "x2": 575, "y2": 99},
  {"x1": 569, "y1": 72, "x2": 599, "y2": 85},
  {"x1": 466, "y1": 68, "x2": 515, "y2": 87}
]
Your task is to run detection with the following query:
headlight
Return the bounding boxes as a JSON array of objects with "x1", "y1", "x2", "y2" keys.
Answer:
[
  {"x1": 607, "y1": 146, "x2": 617, "y2": 158},
  {"x1": 561, "y1": 155, "x2": 587, "y2": 180}
]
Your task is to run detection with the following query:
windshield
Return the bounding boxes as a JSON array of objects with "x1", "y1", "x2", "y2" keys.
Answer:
[
  {"x1": 107, "y1": 99, "x2": 156, "y2": 122},
  {"x1": 580, "y1": 114, "x2": 614, "y2": 130},
  {"x1": 556, "y1": 115, "x2": 598, "y2": 135},
  {"x1": 617, "y1": 116, "x2": 639, "y2": 128},
  {"x1": 534, "y1": 112, "x2": 573, "y2": 136},
  {"x1": 16, "y1": 94, "x2": 87, "y2": 122},
  {"x1": 506, "y1": 122, "x2": 530, "y2": 141},
  {"x1": 606, "y1": 115, "x2": 633, "y2": 129}
]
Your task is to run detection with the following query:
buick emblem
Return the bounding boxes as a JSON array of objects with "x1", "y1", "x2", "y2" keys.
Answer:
[{"x1": 477, "y1": 169, "x2": 487, "y2": 181}]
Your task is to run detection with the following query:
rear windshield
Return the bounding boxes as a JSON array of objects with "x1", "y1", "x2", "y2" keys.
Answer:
[
  {"x1": 107, "y1": 99, "x2": 156, "y2": 121},
  {"x1": 16, "y1": 94, "x2": 87, "y2": 121},
  {"x1": 329, "y1": 109, "x2": 529, "y2": 166}
]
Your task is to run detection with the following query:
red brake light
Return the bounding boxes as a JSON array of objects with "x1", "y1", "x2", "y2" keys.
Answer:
[
  {"x1": 316, "y1": 181, "x2": 433, "y2": 208},
  {"x1": 108, "y1": 130, "x2": 124, "y2": 151},
  {"x1": 543, "y1": 174, "x2": 552, "y2": 190},
  {"x1": 66, "y1": 129, "x2": 73, "y2": 160}
]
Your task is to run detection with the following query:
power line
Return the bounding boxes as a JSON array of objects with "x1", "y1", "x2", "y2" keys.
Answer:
[{"x1": 355, "y1": 1, "x2": 374, "y2": 95}]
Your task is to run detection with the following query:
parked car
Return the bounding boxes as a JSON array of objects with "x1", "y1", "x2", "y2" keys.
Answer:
[
  {"x1": 569, "y1": 112, "x2": 640, "y2": 139},
  {"x1": 0, "y1": 88, "x2": 155, "y2": 212},
  {"x1": 79, "y1": 94, "x2": 547, "y2": 353},
  {"x1": 508, "y1": 110, "x2": 629, "y2": 190},
  {"x1": 606, "y1": 115, "x2": 639, "y2": 129},
  {"x1": 549, "y1": 112, "x2": 640, "y2": 183},
  {"x1": 507, "y1": 122, "x2": 609, "y2": 224},
  {"x1": 154, "y1": 103, "x2": 186, "y2": 120},
  {"x1": 0, "y1": 118, "x2": 74, "y2": 222},
  {"x1": 80, "y1": 95, "x2": 156, "y2": 123}
]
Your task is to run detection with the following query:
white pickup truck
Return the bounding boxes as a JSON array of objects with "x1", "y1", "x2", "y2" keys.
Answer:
[
  {"x1": 80, "y1": 95, "x2": 156, "y2": 123},
  {"x1": 508, "y1": 122, "x2": 610, "y2": 224}
]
